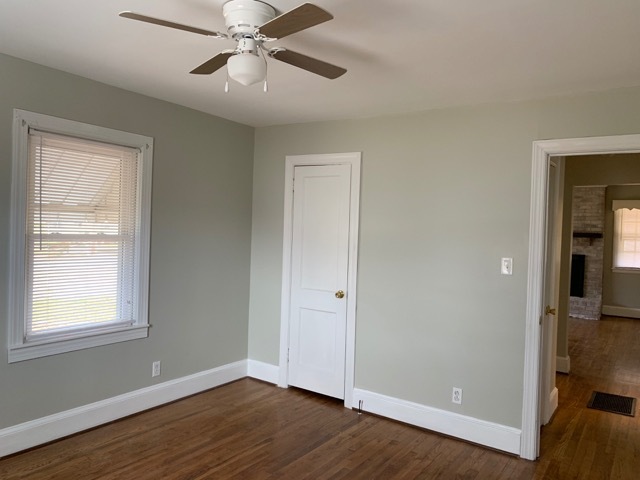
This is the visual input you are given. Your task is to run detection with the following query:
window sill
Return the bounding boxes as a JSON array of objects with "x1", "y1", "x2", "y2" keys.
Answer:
[
  {"x1": 8, "y1": 324, "x2": 149, "y2": 363},
  {"x1": 611, "y1": 267, "x2": 640, "y2": 275}
]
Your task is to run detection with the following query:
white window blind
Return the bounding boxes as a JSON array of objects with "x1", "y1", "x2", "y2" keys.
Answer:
[
  {"x1": 26, "y1": 130, "x2": 140, "y2": 340},
  {"x1": 612, "y1": 201, "x2": 640, "y2": 269},
  {"x1": 9, "y1": 110, "x2": 152, "y2": 363}
]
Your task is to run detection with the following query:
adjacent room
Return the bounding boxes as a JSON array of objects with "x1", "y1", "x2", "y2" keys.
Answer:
[{"x1": 1, "y1": 1, "x2": 640, "y2": 478}]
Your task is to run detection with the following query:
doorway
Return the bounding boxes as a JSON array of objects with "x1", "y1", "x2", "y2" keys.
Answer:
[
  {"x1": 522, "y1": 134, "x2": 640, "y2": 460},
  {"x1": 278, "y1": 152, "x2": 361, "y2": 407}
]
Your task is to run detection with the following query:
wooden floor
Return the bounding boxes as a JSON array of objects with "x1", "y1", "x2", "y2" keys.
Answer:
[
  {"x1": 1, "y1": 315, "x2": 639, "y2": 479},
  {"x1": 536, "y1": 315, "x2": 640, "y2": 479}
]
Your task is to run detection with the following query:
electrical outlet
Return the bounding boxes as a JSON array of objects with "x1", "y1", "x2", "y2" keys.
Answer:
[
  {"x1": 452, "y1": 387, "x2": 463, "y2": 405},
  {"x1": 152, "y1": 360, "x2": 161, "y2": 377}
]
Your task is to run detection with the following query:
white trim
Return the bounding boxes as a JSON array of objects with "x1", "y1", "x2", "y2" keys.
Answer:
[
  {"x1": 610, "y1": 268, "x2": 640, "y2": 275},
  {"x1": 556, "y1": 355, "x2": 570, "y2": 374},
  {"x1": 7, "y1": 110, "x2": 30, "y2": 362},
  {"x1": 278, "y1": 159, "x2": 295, "y2": 389},
  {"x1": 8, "y1": 109, "x2": 153, "y2": 363},
  {"x1": 278, "y1": 152, "x2": 361, "y2": 409},
  {"x1": 344, "y1": 158, "x2": 361, "y2": 410},
  {"x1": 524, "y1": 133, "x2": 640, "y2": 460},
  {"x1": 8, "y1": 326, "x2": 150, "y2": 363},
  {"x1": 352, "y1": 389, "x2": 521, "y2": 455},
  {"x1": 247, "y1": 360, "x2": 279, "y2": 384},
  {"x1": 612, "y1": 200, "x2": 640, "y2": 211},
  {"x1": 522, "y1": 141, "x2": 548, "y2": 460},
  {"x1": 0, "y1": 360, "x2": 247, "y2": 458},
  {"x1": 602, "y1": 305, "x2": 640, "y2": 319}
]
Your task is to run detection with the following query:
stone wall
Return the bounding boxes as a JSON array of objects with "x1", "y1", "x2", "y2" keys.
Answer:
[{"x1": 569, "y1": 186, "x2": 605, "y2": 320}]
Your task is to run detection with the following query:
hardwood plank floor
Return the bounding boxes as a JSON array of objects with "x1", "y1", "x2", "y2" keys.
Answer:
[
  {"x1": 536, "y1": 315, "x2": 640, "y2": 479},
  {"x1": 1, "y1": 315, "x2": 638, "y2": 479}
]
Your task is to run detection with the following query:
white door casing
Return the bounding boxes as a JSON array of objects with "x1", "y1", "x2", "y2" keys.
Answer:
[
  {"x1": 523, "y1": 134, "x2": 640, "y2": 460},
  {"x1": 279, "y1": 153, "x2": 361, "y2": 406}
]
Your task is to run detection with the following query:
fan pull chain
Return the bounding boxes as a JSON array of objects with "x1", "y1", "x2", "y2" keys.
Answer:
[{"x1": 260, "y1": 46, "x2": 269, "y2": 93}]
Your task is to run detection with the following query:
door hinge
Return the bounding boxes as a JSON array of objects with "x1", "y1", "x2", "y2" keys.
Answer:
[{"x1": 287, "y1": 348, "x2": 290, "y2": 363}]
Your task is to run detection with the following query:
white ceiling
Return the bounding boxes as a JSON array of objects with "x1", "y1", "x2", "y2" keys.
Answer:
[{"x1": 1, "y1": 0, "x2": 640, "y2": 127}]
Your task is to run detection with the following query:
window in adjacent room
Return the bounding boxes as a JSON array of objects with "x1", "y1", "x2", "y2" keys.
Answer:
[
  {"x1": 612, "y1": 200, "x2": 640, "y2": 271},
  {"x1": 8, "y1": 110, "x2": 153, "y2": 362}
]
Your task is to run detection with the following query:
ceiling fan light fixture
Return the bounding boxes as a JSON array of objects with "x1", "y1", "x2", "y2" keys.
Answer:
[
  {"x1": 227, "y1": 52, "x2": 266, "y2": 86},
  {"x1": 120, "y1": 1, "x2": 347, "y2": 86}
]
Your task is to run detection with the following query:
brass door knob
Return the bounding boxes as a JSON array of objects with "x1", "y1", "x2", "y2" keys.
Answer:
[
  {"x1": 545, "y1": 305, "x2": 556, "y2": 316},
  {"x1": 335, "y1": 290, "x2": 345, "y2": 299}
]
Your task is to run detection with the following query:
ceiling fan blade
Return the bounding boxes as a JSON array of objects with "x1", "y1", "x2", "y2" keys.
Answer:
[
  {"x1": 269, "y1": 49, "x2": 346, "y2": 79},
  {"x1": 190, "y1": 51, "x2": 234, "y2": 75},
  {"x1": 258, "y1": 3, "x2": 332, "y2": 39},
  {"x1": 119, "y1": 11, "x2": 226, "y2": 38}
]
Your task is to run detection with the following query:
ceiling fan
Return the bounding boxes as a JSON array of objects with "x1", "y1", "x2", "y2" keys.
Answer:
[{"x1": 119, "y1": 1, "x2": 346, "y2": 90}]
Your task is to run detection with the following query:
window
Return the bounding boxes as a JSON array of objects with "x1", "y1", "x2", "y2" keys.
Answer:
[
  {"x1": 8, "y1": 110, "x2": 153, "y2": 362},
  {"x1": 612, "y1": 200, "x2": 640, "y2": 270}
]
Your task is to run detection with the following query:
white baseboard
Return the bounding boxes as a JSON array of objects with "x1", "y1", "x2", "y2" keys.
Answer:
[
  {"x1": 602, "y1": 305, "x2": 640, "y2": 319},
  {"x1": 247, "y1": 360, "x2": 279, "y2": 384},
  {"x1": 0, "y1": 360, "x2": 247, "y2": 458},
  {"x1": 352, "y1": 388, "x2": 521, "y2": 456},
  {"x1": 1, "y1": 362, "x2": 524, "y2": 459},
  {"x1": 556, "y1": 355, "x2": 570, "y2": 373}
]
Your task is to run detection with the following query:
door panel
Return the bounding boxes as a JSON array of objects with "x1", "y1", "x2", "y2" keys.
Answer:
[
  {"x1": 540, "y1": 160, "x2": 563, "y2": 425},
  {"x1": 299, "y1": 176, "x2": 342, "y2": 291},
  {"x1": 298, "y1": 308, "x2": 337, "y2": 370},
  {"x1": 288, "y1": 164, "x2": 351, "y2": 399}
]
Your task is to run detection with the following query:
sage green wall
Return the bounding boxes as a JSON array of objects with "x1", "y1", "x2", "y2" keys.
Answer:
[
  {"x1": 557, "y1": 155, "x2": 640, "y2": 359},
  {"x1": 604, "y1": 184, "x2": 640, "y2": 309},
  {"x1": 0, "y1": 54, "x2": 254, "y2": 429},
  {"x1": 249, "y1": 87, "x2": 640, "y2": 429}
]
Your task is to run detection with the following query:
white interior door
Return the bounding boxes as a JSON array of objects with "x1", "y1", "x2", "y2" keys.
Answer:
[
  {"x1": 540, "y1": 159, "x2": 563, "y2": 425},
  {"x1": 288, "y1": 164, "x2": 351, "y2": 399}
]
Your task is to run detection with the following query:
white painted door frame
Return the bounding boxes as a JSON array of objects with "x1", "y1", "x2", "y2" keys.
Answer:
[
  {"x1": 278, "y1": 152, "x2": 361, "y2": 409},
  {"x1": 522, "y1": 134, "x2": 640, "y2": 460}
]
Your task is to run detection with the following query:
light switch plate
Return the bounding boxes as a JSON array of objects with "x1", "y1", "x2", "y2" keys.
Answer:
[{"x1": 501, "y1": 257, "x2": 513, "y2": 275}]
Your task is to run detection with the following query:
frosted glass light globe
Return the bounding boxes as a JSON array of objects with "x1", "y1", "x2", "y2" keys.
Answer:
[{"x1": 227, "y1": 53, "x2": 266, "y2": 86}]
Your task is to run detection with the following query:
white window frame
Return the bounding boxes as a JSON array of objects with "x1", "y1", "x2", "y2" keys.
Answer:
[
  {"x1": 8, "y1": 110, "x2": 153, "y2": 363},
  {"x1": 612, "y1": 200, "x2": 640, "y2": 273}
]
